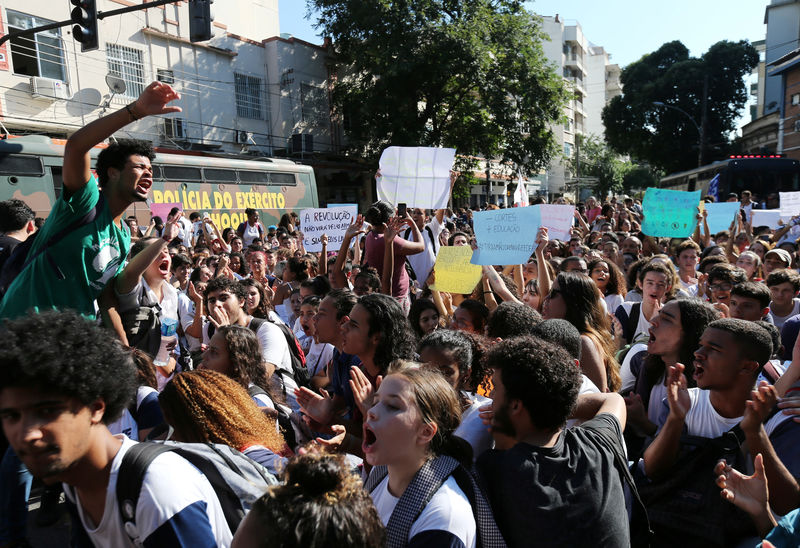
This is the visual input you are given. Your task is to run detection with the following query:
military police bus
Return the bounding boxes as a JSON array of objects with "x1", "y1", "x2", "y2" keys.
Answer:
[
  {"x1": 659, "y1": 154, "x2": 800, "y2": 205},
  {"x1": 0, "y1": 135, "x2": 319, "y2": 230}
]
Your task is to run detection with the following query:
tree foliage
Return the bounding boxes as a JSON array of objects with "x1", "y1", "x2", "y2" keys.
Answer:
[
  {"x1": 602, "y1": 40, "x2": 758, "y2": 174},
  {"x1": 566, "y1": 135, "x2": 631, "y2": 198},
  {"x1": 308, "y1": 0, "x2": 568, "y2": 175}
]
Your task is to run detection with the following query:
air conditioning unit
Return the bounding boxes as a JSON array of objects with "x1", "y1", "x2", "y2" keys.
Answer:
[
  {"x1": 235, "y1": 130, "x2": 251, "y2": 144},
  {"x1": 290, "y1": 133, "x2": 313, "y2": 154},
  {"x1": 794, "y1": 120, "x2": 800, "y2": 133},
  {"x1": 30, "y1": 77, "x2": 69, "y2": 100}
]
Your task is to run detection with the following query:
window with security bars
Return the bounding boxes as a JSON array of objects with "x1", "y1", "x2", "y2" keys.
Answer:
[
  {"x1": 107, "y1": 44, "x2": 145, "y2": 99},
  {"x1": 300, "y1": 82, "x2": 327, "y2": 125},
  {"x1": 7, "y1": 10, "x2": 67, "y2": 81},
  {"x1": 234, "y1": 73, "x2": 263, "y2": 119}
]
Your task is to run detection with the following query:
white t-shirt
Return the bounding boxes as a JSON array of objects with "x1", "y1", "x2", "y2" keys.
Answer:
[
  {"x1": 566, "y1": 375, "x2": 602, "y2": 429},
  {"x1": 455, "y1": 392, "x2": 493, "y2": 462},
  {"x1": 618, "y1": 302, "x2": 652, "y2": 342},
  {"x1": 305, "y1": 341, "x2": 335, "y2": 377},
  {"x1": 63, "y1": 436, "x2": 232, "y2": 547},
  {"x1": 604, "y1": 294, "x2": 624, "y2": 316},
  {"x1": 678, "y1": 388, "x2": 790, "y2": 438},
  {"x1": 405, "y1": 216, "x2": 443, "y2": 284},
  {"x1": 620, "y1": 342, "x2": 649, "y2": 393},
  {"x1": 241, "y1": 222, "x2": 262, "y2": 247},
  {"x1": 177, "y1": 292, "x2": 201, "y2": 352},
  {"x1": 767, "y1": 298, "x2": 800, "y2": 328},
  {"x1": 371, "y1": 475, "x2": 476, "y2": 548}
]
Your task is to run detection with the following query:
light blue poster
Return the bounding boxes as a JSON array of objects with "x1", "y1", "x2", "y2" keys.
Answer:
[
  {"x1": 641, "y1": 188, "x2": 701, "y2": 238},
  {"x1": 471, "y1": 207, "x2": 541, "y2": 265},
  {"x1": 704, "y1": 202, "x2": 740, "y2": 234}
]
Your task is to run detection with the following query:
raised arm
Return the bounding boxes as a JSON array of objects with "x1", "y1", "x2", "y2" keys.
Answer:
[
  {"x1": 535, "y1": 227, "x2": 551, "y2": 306},
  {"x1": 63, "y1": 81, "x2": 180, "y2": 195},
  {"x1": 318, "y1": 234, "x2": 328, "y2": 277},
  {"x1": 331, "y1": 216, "x2": 364, "y2": 289},
  {"x1": 481, "y1": 264, "x2": 521, "y2": 304},
  {"x1": 643, "y1": 363, "x2": 691, "y2": 479},
  {"x1": 114, "y1": 219, "x2": 179, "y2": 294}
]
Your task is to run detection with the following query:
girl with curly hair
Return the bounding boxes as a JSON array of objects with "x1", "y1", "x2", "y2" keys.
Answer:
[
  {"x1": 418, "y1": 330, "x2": 492, "y2": 461},
  {"x1": 159, "y1": 369, "x2": 290, "y2": 476},
  {"x1": 543, "y1": 271, "x2": 621, "y2": 392}
]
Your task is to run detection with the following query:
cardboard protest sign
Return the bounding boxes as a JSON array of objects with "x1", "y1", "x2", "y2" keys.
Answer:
[
  {"x1": 431, "y1": 246, "x2": 483, "y2": 294},
  {"x1": 538, "y1": 205, "x2": 575, "y2": 241},
  {"x1": 149, "y1": 202, "x2": 182, "y2": 222},
  {"x1": 470, "y1": 207, "x2": 540, "y2": 266},
  {"x1": 704, "y1": 202, "x2": 740, "y2": 234},
  {"x1": 377, "y1": 147, "x2": 456, "y2": 209},
  {"x1": 780, "y1": 192, "x2": 800, "y2": 220},
  {"x1": 641, "y1": 188, "x2": 701, "y2": 237},
  {"x1": 300, "y1": 206, "x2": 358, "y2": 252},
  {"x1": 750, "y1": 209, "x2": 783, "y2": 230}
]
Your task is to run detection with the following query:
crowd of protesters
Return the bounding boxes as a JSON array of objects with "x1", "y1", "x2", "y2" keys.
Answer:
[{"x1": 0, "y1": 81, "x2": 800, "y2": 548}]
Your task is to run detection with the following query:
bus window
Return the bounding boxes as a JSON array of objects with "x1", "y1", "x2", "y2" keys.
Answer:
[
  {"x1": 51, "y1": 166, "x2": 63, "y2": 199},
  {"x1": 238, "y1": 170, "x2": 266, "y2": 184},
  {"x1": 162, "y1": 165, "x2": 202, "y2": 181},
  {"x1": 269, "y1": 172, "x2": 297, "y2": 186},
  {"x1": 204, "y1": 168, "x2": 237, "y2": 182},
  {"x1": 0, "y1": 154, "x2": 44, "y2": 176}
]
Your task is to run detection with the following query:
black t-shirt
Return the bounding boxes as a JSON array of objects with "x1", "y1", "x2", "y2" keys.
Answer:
[
  {"x1": 0, "y1": 234, "x2": 21, "y2": 271},
  {"x1": 476, "y1": 413, "x2": 629, "y2": 548}
]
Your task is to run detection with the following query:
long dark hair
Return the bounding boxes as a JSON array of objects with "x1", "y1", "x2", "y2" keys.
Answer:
[
  {"x1": 642, "y1": 300, "x2": 721, "y2": 392},
  {"x1": 587, "y1": 258, "x2": 627, "y2": 297},
  {"x1": 358, "y1": 293, "x2": 417, "y2": 374},
  {"x1": 555, "y1": 272, "x2": 621, "y2": 392}
]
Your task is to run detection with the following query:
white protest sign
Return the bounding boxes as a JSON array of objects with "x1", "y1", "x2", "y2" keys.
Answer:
[
  {"x1": 780, "y1": 192, "x2": 800, "y2": 220},
  {"x1": 377, "y1": 146, "x2": 456, "y2": 209},
  {"x1": 538, "y1": 204, "x2": 575, "y2": 241},
  {"x1": 300, "y1": 206, "x2": 358, "y2": 252},
  {"x1": 750, "y1": 209, "x2": 783, "y2": 230}
]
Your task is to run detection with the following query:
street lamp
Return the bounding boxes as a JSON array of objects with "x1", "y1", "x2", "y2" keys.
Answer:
[{"x1": 652, "y1": 100, "x2": 705, "y2": 167}]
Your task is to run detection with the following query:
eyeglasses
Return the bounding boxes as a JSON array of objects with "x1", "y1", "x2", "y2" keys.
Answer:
[{"x1": 708, "y1": 283, "x2": 733, "y2": 292}]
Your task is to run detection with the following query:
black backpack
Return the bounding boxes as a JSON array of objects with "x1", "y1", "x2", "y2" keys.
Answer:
[
  {"x1": 210, "y1": 317, "x2": 310, "y2": 391},
  {"x1": 119, "y1": 284, "x2": 163, "y2": 359},
  {"x1": 0, "y1": 195, "x2": 105, "y2": 301}
]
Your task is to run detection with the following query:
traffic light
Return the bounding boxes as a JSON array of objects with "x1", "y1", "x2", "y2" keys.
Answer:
[
  {"x1": 189, "y1": 0, "x2": 214, "y2": 43},
  {"x1": 70, "y1": 0, "x2": 99, "y2": 52}
]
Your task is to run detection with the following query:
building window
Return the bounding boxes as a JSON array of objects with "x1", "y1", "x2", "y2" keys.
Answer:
[
  {"x1": 234, "y1": 73, "x2": 263, "y2": 119},
  {"x1": 301, "y1": 82, "x2": 327, "y2": 125},
  {"x1": 564, "y1": 142, "x2": 573, "y2": 157},
  {"x1": 107, "y1": 44, "x2": 145, "y2": 99},
  {"x1": 792, "y1": 94, "x2": 800, "y2": 106},
  {"x1": 157, "y1": 69, "x2": 175, "y2": 85},
  {"x1": 7, "y1": 10, "x2": 66, "y2": 80}
]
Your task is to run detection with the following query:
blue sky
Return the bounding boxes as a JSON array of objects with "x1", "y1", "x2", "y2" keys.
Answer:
[{"x1": 279, "y1": 0, "x2": 769, "y2": 68}]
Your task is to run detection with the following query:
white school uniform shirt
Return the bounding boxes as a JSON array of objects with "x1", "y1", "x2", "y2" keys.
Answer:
[
  {"x1": 63, "y1": 435, "x2": 232, "y2": 547},
  {"x1": 371, "y1": 475, "x2": 477, "y2": 548},
  {"x1": 455, "y1": 392, "x2": 493, "y2": 462}
]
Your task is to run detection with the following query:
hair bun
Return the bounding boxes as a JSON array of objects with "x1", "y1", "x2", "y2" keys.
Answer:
[{"x1": 285, "y1": 454, "x2": 343, "y2": 499}]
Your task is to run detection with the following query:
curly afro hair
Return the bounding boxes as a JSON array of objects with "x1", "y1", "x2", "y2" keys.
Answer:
[
  {"x1": 486, "y1": 301, "x2": 542, "y2": 339},
  {"x1": 486, "y1": 335, "x2": 580, "y2": 430},
  {"x1": 0, "y1": 310, "x2": 136, "y2": 424}
]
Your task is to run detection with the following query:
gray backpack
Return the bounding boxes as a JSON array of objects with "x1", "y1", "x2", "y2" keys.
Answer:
[{"x1": 116, "y1": 441, "x2": 278, "y2": 543}]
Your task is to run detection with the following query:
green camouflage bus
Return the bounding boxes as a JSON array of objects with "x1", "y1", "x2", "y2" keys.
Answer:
[{"x1": 0, "y1": 135, "x2": 319, "y2": 230}]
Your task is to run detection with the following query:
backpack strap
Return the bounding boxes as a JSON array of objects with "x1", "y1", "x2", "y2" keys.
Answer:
[
  {"x1": 248, "y1": 316, "x2": 267, "y2": 333},
  {"x1": 384, "y1": 456, "x2": 460, "y2": 548},
  {"x1": 364, "y1": 464, "x2": 389, "y2": 494},
  {"x1": 117, "y1": 442, "x2": 174, "y2": 543},
  {"x1": 451, "y1": 465, "x2": 507, "y2": 548},
  {"x1": 628, "y1": 302, "x2": 641, "y2": 342}
]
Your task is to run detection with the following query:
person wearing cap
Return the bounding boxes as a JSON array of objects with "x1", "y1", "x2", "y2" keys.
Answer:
[
  {"x1": 766, "y1": 268, "x2": 800, "y2": 328},
  {"x1": 764, "y1": 248, "x2": 793, "y2": 278}
]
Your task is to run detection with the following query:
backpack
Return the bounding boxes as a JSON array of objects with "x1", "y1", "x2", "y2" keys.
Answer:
[
  {"x1": 209, "y1": 317, "x2": 310, "y2": 391},
  {"x1": 116, "y1": 441, "x2": 278, "y2": 544},
  {"x1": 247, "y1": 384, "x2": 299, "y2": 450},
  {"x1": 615, "y1": 302, "x2": 645, "y2": 364},
  {"x1": 404, "y1": 225, "x2": 438, "y2": 281},
  {"x1": 120, "y1": 284, "x2": 163, "y2": 359},
  {"x1": 0, "y1": 194, "x2": 105, "y2": 301},
  {"x1": 365, "y1": 455, "x2": 506, "y2": 548},
  {"x1": 631, "y1": 410, "x2": 779, "y2": 547}
]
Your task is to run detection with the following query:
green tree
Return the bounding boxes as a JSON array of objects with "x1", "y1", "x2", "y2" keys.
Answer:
[
  {"x1": 602, "y1": 40, "x2": 758, "y2": 174},
  {"x1": 567, "y1": 135, "x2": 630, "y2": 199},
  {"x1": 308, "y1": 0, "x2": 568, "y2": 175}
]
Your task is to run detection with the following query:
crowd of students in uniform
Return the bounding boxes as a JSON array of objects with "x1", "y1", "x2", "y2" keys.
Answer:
[{"x1": 1, "y1": 81, "x2": 800, "y2": 548}]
